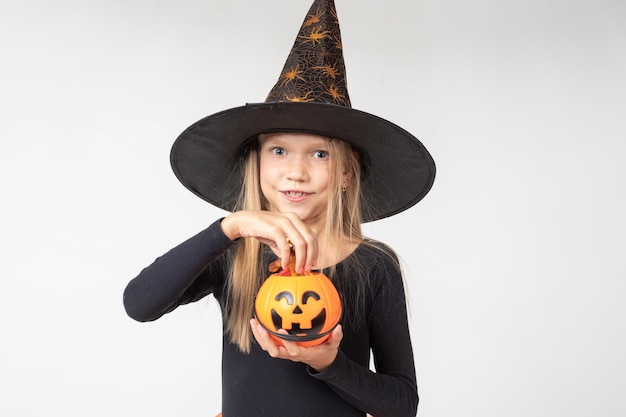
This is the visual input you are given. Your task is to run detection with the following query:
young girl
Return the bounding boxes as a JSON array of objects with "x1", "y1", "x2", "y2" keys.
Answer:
[{"x1": 123, "y1": 1, "x2": 435, "y2": 416}]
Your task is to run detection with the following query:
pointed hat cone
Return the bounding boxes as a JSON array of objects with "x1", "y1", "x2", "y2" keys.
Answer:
[
  {"x1": 170, "y1": 0, "x2": 435, "y2": 222},
  {"x1": 266, "y1": 0, "x2": 351, "y2": 107}
]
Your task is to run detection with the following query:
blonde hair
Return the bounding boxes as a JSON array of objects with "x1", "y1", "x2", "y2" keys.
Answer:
[{"x1": 225, "y1": 135, "x2": 364, "y2": 353}]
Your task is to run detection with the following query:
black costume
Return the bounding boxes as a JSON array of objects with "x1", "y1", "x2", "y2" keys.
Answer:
[{"x1": 124, "y1": 220, "x2": 418, "y2": 417}]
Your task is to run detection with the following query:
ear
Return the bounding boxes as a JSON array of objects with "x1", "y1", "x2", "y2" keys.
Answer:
[
  {"x1": 340, "y1": 171, "x2": 352, "y2": 188},
  {"x1": 341, "y1": 166, "x2": 353, "y2": 187}
]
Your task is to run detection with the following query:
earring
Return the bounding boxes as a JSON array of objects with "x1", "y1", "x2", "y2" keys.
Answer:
[{"x1": 342, "y1": 182, "x2": 348, "y2": 192}]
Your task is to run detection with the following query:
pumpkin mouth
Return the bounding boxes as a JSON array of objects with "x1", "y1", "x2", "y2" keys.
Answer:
[{"x1": 271, "y1": 308, "x2": 326, "y2": 337}]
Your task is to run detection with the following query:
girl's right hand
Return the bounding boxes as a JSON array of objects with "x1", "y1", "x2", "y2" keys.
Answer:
[{"x1": 220, "y1": 210, "x2": 318, "y2": 273}]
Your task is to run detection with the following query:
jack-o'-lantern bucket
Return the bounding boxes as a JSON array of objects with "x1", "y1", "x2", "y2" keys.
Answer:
[{"x1": 255, "y1": 259, "x2": 342, "y2": 347}]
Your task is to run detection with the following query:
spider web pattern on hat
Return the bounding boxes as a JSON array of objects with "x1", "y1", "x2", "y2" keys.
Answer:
[{"x1": 266, "y1": 0, "x2": 351, "y2": 107}]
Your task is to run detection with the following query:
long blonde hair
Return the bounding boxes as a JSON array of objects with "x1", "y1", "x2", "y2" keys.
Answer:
[{"x1": 225, "y1": 135, "x2": 364, "y2": 353}]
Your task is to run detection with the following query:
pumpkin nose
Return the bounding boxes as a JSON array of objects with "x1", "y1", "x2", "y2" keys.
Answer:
[{"x1": 292, "y1": 306, "x2": 303, "y2": 314}]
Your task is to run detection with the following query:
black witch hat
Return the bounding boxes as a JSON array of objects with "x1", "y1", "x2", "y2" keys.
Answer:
[{"x1": 170, "y1": 0, "x2": 435, "y2": 221}]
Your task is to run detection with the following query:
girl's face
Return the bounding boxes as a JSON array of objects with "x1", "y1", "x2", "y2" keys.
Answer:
[{"x1": 259, "y1": 132, "x2": 345, "y2": 228}]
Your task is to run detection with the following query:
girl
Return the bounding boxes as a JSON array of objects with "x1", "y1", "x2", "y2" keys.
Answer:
[{"x1": 123, "y1": 1, "x2": 435, "y2": 416}]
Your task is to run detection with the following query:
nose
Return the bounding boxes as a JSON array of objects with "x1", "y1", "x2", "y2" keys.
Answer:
[{"x1": 285, "y1": 155, "x2": 309, "y2": 182}]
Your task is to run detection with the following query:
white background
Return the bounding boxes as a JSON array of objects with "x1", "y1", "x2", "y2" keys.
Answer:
[{"x1": 2, "y1": 0, "x2": 625, "y2": 416}]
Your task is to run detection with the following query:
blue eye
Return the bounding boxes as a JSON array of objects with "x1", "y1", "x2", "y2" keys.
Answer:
[
  {"x1": 313, "y1": 150, "x2": 329, "y2": 159},
  {"x1": 271, "y1": 147, "x2": 286, "y2": 156}
]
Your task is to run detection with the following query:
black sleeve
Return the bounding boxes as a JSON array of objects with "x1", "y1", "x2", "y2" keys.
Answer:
[
  {"x1": 310, "y1": 253, "x2": 419, "y2": 417},
  {"x1": 123, "y1": 219, "x2": 235, "y2": 322}
]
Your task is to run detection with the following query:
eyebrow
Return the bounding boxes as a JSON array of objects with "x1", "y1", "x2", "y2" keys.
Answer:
[{"x1": 262, "y1": 138, "x2": 330, "y2": 149}]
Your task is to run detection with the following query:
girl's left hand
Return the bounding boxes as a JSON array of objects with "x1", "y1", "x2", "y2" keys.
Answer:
[{"x1": 250, "y1": 318, "x2": 343, "y2": 372}]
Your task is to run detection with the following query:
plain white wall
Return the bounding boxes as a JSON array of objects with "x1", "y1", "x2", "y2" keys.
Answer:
[{"x1": 1, "y1": 0, "x2": 624, "y2": 416}]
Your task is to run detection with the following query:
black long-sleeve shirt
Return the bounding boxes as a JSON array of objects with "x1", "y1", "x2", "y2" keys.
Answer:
[{"x1": 123, "y1": 220, "x2": 418, "y2": 417}]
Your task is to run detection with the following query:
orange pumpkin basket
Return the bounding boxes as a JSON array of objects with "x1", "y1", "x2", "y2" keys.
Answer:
[{"x1": 254, "y1": 259, "x2": 342, "y2": 347}]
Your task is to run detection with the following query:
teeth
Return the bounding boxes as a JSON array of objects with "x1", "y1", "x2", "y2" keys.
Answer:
[{"x1": 286, "y1": 191, "x2": 306, "y2": 197}]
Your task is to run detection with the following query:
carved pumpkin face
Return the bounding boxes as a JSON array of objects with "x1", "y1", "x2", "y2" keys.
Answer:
[{"x1": 255, "y1": 268, "x2": 342, "y2": 347}]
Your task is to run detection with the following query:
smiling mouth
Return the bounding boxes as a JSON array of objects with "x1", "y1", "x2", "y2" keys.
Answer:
[
  {"x1": 271, "y1": 308, "x2": 326, "y2": 336},
  {"x1": 281, "y1": 191, "x2": 313, "y2": 202},
  {"x1": 283, "y1": 191, "x2": 309, "y2": 197}
]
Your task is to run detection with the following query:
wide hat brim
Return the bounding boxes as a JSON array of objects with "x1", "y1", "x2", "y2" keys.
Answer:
[{"x1": 170, "y1": 101, "x2": 435, "y2": 222}]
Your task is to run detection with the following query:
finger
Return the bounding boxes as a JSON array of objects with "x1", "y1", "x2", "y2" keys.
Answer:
[
  {"x1": 327, "y1": 324, "x2": 343, "y2": 348},
  {"x1": 278, "y1": 239, "x2": 294, "y2": 274},
  {"x1": 289, "y1": 229, "x2": 317, "y2": 273},
  {"x1": 249, "y1": 318, "x2": 264, "y2": 345},
  {"x1": 301, "y1": 228, "x2": 318, "y2": 272},
  {"x1": 281, "y1": 214, "x2": 318, "y2": 273},
  {"x1": 250, "y1": 319, "x2": 278, "y2": 353},
  {"x1": 289, "y1": 238, "x2": 306, "y2": 274},
  {"x1": 276, "y1": 329, "x2": 302, "y2": 357}
]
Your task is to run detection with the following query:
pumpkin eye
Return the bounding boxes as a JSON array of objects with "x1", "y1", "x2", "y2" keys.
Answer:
[
  {"x1": 301, "y1": 291, "x2": 321, "y2": 304},
  {"x1": 275, "y1": 291, "x2": 294, "y2": 305}
]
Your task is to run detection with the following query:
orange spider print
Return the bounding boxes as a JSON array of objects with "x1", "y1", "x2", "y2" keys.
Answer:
[
  {"x1": 325, "y1": 83, "x2": 345, "y2": 103},
  {"x1": 279, "y1": 65, "x2": 305, "y2": 87},
  {"x1": 314, "y1": 62, "x2": 340, "y2": 79},
  {"x1": 303, "y1": 8, "x2": 324, "y2": 27},
  {"x1": 329, "y1": 5, "x2": 338, "y2": 22},
  {"x1": 284, "y1": 91, "x2": 315, "y2": 102},
  {"x1": 334, "y1": 36, "x2": 343, "y2": 50},
  {"x1": 299, "y1": 26, "x2": 331, "y2": 45}
]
